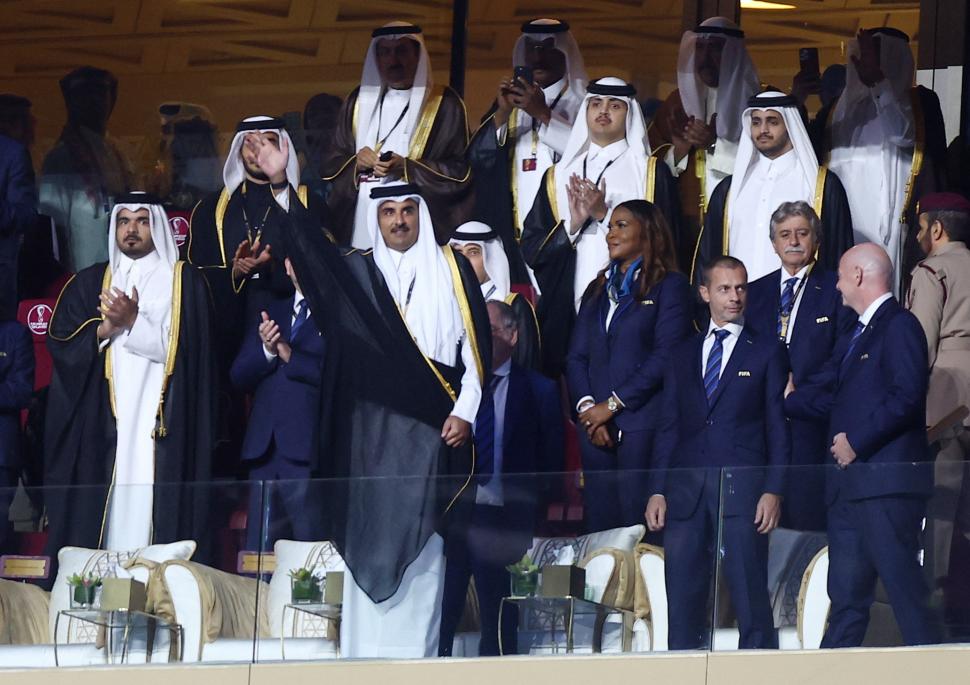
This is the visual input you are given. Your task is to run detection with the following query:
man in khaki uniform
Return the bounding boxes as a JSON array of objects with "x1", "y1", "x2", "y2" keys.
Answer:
[{"x1": 907, "y1": 192, "x2": 970, "y2": 619}]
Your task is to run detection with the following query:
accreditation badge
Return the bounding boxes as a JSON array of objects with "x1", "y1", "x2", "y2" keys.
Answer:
[{"x1": 522, "y1": 158, "x2": 537, "y2": 172}]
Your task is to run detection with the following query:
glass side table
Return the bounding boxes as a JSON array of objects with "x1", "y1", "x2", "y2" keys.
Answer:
[
  {"x1": 54, "y1": 609, "x2": 183, "y2": 665},
  {"x1": 280, "y1": 602, "x2": 342, "y2": 659},
  {"x1": 498, "y1": 595, "x2": 634, "y2": 655}
]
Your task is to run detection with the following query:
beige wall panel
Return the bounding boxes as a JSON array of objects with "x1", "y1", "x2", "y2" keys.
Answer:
[
  {"x1": 251, "y1": 653, "x2": 708, "y2": 685},
  {"x1": 708, "y1": 647, "x2": 970, "y2": 685},
  {"x1": 0, "y1": 664, "x2": 249, "y2": 685}
]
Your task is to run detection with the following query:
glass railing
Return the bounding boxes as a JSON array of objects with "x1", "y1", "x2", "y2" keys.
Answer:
[{"x1": 0, "y1": 462, "x2": 966, "y2": 668}]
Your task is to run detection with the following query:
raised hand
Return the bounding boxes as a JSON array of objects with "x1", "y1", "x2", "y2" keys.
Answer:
[
  {"x1": 248, "y1": 132, "x2": 289, "y2": 185},
  {"x1": 98, "y1": 286, "x2": 139, "y2": 339},
  {"x1": 232, "y1": 238, "x2": 273, "y2": 280},
  {"x1": 566, "y1": 173, "x2": 589, "y2": 234},
  {"x1": 373, "y1": 152, "x2": 405, "y2": 179},
  {"x1": 259, "y1": 311, "x2": 281, "y2": 356},
  {"x1": 509, "y1": 77, "x2": 552, "y2": 125},
  {"x1": 683, "y1": 114, "x2": 717, "y2": 149}
]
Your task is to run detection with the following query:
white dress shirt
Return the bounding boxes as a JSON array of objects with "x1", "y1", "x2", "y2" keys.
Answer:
[
  {"x1": 701, "y1": 320, "x2": 744, "y2": 378},
  {"x1": 858, "y1": 292, "x2": 894, "y2": 328},
  {"x1": 476, "y1": 358, "x2": 511, "y2": 506}
]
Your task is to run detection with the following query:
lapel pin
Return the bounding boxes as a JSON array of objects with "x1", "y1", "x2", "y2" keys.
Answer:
[
  {"x1": 738, "y1": 370, "x2": 751, "y2": 377},
  {"x1": 641, "y1": 299, "x2": 654, "y2": 305},
  {"x1": 815, "y1": 316, "x2": 829, "y2": 323}
]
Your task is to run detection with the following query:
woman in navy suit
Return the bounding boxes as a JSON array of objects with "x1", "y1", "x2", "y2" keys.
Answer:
[{"x1": 566, "y1": 200, "x2": 692, "y2": 532}]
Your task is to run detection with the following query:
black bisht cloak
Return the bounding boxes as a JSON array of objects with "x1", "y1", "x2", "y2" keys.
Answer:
[
  {"x1": 279, "y1": 189, "x2": 491, "y2": 603},
  {"x1": 695, "y1": 169, "x2": 854, "y2": 286},
  {"x1": 520, "y1": 159, "x2": 681, "y2": 378},
  {"x1": 467, "y1": 104, "x2": 541, "y2": 285},
  {"x1": 43, "y1": 262, "x2": 215, "y2": 579},
  {"x1": 322, "y1": 86, "x2": 474, "y2": 247}
]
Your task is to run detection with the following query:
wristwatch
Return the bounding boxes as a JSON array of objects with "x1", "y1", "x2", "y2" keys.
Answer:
[{"x1": 607, "y1": 395, "x2": 620, "y2": 413}]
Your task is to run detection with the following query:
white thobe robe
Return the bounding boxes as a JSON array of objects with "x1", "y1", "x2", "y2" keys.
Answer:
[
  {"x1": 729, "y1": 149, "x2": 813, "y2": 282},
  {"x1": 352, "y1": 88, "x2": 415, "y2": 249},
  {"x1": 495, "y1": 78, "x2": 581, "y2": 230},
  {"x1": 104, "y1": 250, "x2": 173, "y2": 550}
]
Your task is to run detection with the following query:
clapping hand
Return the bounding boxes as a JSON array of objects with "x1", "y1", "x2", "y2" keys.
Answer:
[
  {"x1": 259, "y1": 311, "x2": 291, "y2": 362},
  {"x1": 566, "y1": 174, "x2": 608, "y2": 234},
  {"x1": 98, "y1": 286, "x2": 139, "y2": 340},
  {"x1": 682, "y1": 114, "x2": 717, "y2": 150},
  {"x1": 232, "y1": 237, "x2": 273, "y2": 280}
]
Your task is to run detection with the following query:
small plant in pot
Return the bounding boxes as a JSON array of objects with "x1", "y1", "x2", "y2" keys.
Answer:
[
  {"x1": 506, "y1": 554, "x2": 539, "y2": 597},
  {"x1": 288, "y1": 567, "x2": 324, "y2": 604},
  {"x1": 68, "y1": 573, "x2": 102, "y2": 608}
]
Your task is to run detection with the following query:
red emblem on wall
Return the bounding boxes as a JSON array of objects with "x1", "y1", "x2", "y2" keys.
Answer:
[{"x1": 27, "y1": 304, "x2": 53, "y2": 337}]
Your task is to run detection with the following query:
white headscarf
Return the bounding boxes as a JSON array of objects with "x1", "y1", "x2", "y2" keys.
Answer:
[
  {"x1": 108, "y1": 192, "x2": 178, "y2": 276},
  {"x1": 829, "y1": 28, "x2": 915, "y2": 264},
  {"x1": 222, "y1": 115, "x2": 300, "y2": 196},
  {"x1": 368, "y1": 183, "x2": 463, "y2": 363},
  {"x1": 512, "y1": 18, "x2": 587, "y2": 107},
  {"x1": 450, "y1": 221, "x2": 511, "y2": 301},
  {"x1": 728, "y1": 91, "x2": 819, "y2": 231},
  {"x1": 355, "y1": 22, "x2": 432, "y2": 154},
  {"x1": 556, "y1": 77, "x2": 650, "y2": 224},
  {"x1": 677, "y1": 16, "x2": 760, "y2": 143}
]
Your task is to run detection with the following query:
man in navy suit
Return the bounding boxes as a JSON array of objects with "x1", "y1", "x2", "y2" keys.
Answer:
[
  {"x1": 439, "y1": 300, "x2": 564, "y2": 657},
  {"x1": 231, "y1": 256, "x2": 326, "y2": 549},
  {"x1": 0, "y1": 127, "x2": 36, "y2": 320},
  {"x1": 746, "y1": 201, "x2": 856, "y2": 530},
  {"x1": 0, "y1": 321, "x2": 33, "y2": 553},
  {"x1": 785, "y1": 243, "x2": 939, "y2": 646},
  {"x1": 646, "y1": 255, "x2": 791, "y2": 650}
]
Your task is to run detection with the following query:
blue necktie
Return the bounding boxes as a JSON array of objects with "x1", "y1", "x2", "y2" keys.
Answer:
[
  {"x1": 290, "y1": 300, "x2": 309, "y2": 341},
  {"x1": 704, "y1": 329, "x2": 730, "y2": 401},
  {"x1": 474, "y1": 376, "x2": 500, "y2": 481},
  {"x1": 777, "y1": 277, "x2": 798, "y2": 339},
  {"x1": 839, "y1": 320, "x2": 866, "y2": 377}
]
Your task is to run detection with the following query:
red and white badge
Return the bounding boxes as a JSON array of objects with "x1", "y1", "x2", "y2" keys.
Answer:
[
  {"x1": 169, "y1": 215, "x2": 190, "y2": 248},
  {"x1": 27, "y1": 304, "x2": 53, "y2": 337}
]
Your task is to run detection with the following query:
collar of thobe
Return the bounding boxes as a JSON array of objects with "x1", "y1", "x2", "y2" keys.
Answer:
[
  {"x1": 383, "y1": 87, "x2": 411, "y2": 103},
  {"x1": 858, "y1": 292, "x2": 893, "y2": 326},
  {"x1": 707, "y1": 320, "x2": 744, "y2": 339},
  {"x1": 587, "y1": 138, "x2": 629, "y2": 165},
  {"x1": 543, "y1": 78, "x2": 567, "y2": 104},
  {"x1": 755, "y1": 147, "x2": 798, "y2": 179},
  {"x1": 779, "y1": 262, "x2": 812, "y2": 292},
  {"x1": 117, "y1": 249, "x2": 161, "y2": 283}
]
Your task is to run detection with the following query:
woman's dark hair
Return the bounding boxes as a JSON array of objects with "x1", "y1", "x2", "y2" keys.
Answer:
[{"x1": 585, "y1": 199, "x2": 678, "y2": 301}]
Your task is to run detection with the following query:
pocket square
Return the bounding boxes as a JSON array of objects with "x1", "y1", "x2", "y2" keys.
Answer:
[
  {"x1": 738, "y1": 370, "x2": 751, "y2": 377},
  {"x1": 641, "y1": 299, "x2": 655, "y2": 305},
  {"x1": 815, "y1": 316, "x2": 829, "y2": 323}
]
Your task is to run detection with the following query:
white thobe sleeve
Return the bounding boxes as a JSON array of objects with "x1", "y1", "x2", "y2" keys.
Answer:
[
  {"x1": 494, "y1": 122, "x2": 509, "y2": 146},
  {"x1": 707, "y1": 138, "x2": 738, "y2": 176},
  {"x1": 450, "y1": 331, "x2": 483, "y2": 423},
  {"x1": 122, "y1": 307, "x2": 170, "y2": 364},
  {"x1": 664, "y1": 147, "x2": 689, "y2": 177},
  {"x1": 541, "y1": 115, "x2": 572, "y2": 156},
  {"x1": 871, "y1": 79, "x2": 915, "y2": 147}
]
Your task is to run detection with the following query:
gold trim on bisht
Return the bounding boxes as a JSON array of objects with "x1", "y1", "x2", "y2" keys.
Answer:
[{"x1": 442, "y1": 245, "x2": 486, "y2": 385}]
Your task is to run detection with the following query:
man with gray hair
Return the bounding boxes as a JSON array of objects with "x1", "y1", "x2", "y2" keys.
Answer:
[
  {"x1": 785, "y1": 243, "x2": 938, "y2": 646},
  {"x1": 746, "y1": 201, "x2": 856, "y2": 529}
]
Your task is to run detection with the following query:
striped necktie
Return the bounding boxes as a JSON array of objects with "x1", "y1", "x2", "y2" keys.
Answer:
[
  {"x1": 704, "y1": 329, "x2": 731, "y2": 401},
  {"x1": 839, "y1": 320, "x2": 866, "y2": 377},
  {"x1": 777, "y1": 277, "x2": 798, "y2": 339},
  {"x1": 290, "y1": 300, "x2": 309, "y2": 341}
]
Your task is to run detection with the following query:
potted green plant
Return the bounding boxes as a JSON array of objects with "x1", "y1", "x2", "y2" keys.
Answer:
[
  {"x1": 68, "y1": 572, "x2": 102, "y2": 609},
  {"x1": 288, "y1": 567, "x2": 323, "y2": 604},
  {"x1": 506, "y1": 554, "x2": 539, "y2": 597}
]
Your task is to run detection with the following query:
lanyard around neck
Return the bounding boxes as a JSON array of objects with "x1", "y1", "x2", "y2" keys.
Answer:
[
  {"x1": 376, "y1": 92, "x2": 410, "y2": 153},
  {"x1": 778, "y1": 262, "x2": 814, "y2": 342},
  {"x1": 527, "y1": 84, "x2": 568, "y2": 158},
  {"x1": 582, "y1": 154, "x2": 618, "y2": 187}
]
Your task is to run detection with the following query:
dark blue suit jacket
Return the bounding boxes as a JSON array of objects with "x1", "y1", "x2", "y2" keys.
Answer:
[
  {"x1": 747, "y1": 267, "x2": 856, "y2": 466},
  {"x1": 565, "y1": 271, "x2": 692, "y2": 432},
  {"x1": 231, "y1": 291, "x2": 325, "y2": 465},
  {"x1": 0, "y1": 322, "x2": 34, "y2": 469},
  {"x1": 0, "y1": 134, "x2": 35, "y2": 259},
  {"x1": 653, "y1": 325, "x2": 791, "y2": 518},
  {"x1": 785, "y1": 297, "x2": 931, "y2": 502},
  {"x1": 475, "y1": 361, "x2": 563, "y2": 555}
]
